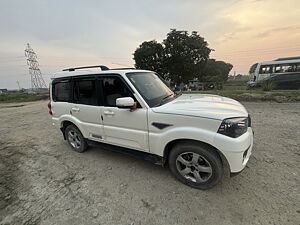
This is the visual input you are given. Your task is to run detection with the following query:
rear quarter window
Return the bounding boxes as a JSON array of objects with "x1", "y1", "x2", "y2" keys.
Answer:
[{"x1": 52, "y1": 80, "x2": 71, "y2": 102}]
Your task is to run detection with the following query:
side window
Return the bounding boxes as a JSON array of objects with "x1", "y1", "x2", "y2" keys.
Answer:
[
  {"x1": 74, "y1": 78, "x2": 98, "y2": 106},
  {"x1": 291, "y1": 63, "x2": 298, "y2": 72},
  {"x1": 259, "y1": 66, "x2": 266, "y2": 74},
  {"x1": 53, "y1": 80, "x2": 71, "y2": 102},
  {"x1": 260, "y1": 65, "x2": 271, "y2": 74},
  {"x1": 102, "y1": 77, "x2": 133, "y2": 107},
  {"x1": 281, "y1": 64, "x2": 292, "y2": 73},
  {"x1": 274, "y1": 65, "x2": 281, "y2": 73}
]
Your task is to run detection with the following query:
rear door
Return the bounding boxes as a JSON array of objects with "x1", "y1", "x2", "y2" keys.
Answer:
[
  {"x1": 100, "y1": 75, "x2": 149, "y2": 151},
  {"x1": 71, "y1": 76, "x2": 104, "y2": 141}
]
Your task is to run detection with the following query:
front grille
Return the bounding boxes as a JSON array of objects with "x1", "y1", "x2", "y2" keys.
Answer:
[{"x1": 248, "y1": 115, "x2": 251, "y2": 127}]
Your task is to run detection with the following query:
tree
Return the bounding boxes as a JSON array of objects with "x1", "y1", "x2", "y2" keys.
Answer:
[
  {"x1": 163, "y1": 29, "x2": 211, "y2": 84},
  {"x1": 133, "y1": 40, "x2": 167, "y2": 78},
  {"x1": 202, "y1": 59, "x2": 233, "y2": 82},
  {"x1": 133, "y1": 29, "x2": 231, "y2": 84}
]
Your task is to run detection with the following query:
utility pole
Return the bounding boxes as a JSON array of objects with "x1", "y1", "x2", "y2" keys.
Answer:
[
  {"x1": 24, "y1": 43, "x2": 47, "y2": 90},
  {"x1": 16, "y1": 81, "x2": 21, "y2": 90}
]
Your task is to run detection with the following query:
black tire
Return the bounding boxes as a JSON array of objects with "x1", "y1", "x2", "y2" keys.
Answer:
[
  {"x1": 168, "y1": 142, "x2": 223, "y2": 189},
  {"x1": 65, "y1": 125, "x2": 88, "y2": 153}
]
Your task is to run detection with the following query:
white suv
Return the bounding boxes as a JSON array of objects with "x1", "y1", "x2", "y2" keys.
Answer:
[{"x1": 48, "y1": 66, "x2": 253, "y2": 189}]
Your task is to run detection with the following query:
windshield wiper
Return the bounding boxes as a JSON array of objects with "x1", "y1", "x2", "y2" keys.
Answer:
[
  {"x1": 156, "y1": 93, "x2": 174, "y2": 107},
  {"x1": 162, "y1": 93, "x2": 173, "y2": 101}
]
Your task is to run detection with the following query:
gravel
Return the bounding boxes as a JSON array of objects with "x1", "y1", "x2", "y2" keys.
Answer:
[{"x1": 0, "y1": 100, "x2": 299, "y2": 225}]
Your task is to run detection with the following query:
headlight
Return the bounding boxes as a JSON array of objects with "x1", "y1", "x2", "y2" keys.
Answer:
[{"x1": 218, "y1": 117, "x2": 249, "y2": 138}]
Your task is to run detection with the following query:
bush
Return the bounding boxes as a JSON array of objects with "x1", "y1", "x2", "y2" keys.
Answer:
[{"x1": 262, "y1": 80, "x2": 276, "y2": 91}]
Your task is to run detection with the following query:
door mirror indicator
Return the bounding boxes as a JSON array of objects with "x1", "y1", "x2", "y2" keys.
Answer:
[{"x1": 116, "y1": 97, "x2": 135, "y2": 108}]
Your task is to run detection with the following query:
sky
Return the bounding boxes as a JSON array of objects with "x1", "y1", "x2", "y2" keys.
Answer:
[{"x1": 0, "y1": 0, "x2": 300, "y2": 89}]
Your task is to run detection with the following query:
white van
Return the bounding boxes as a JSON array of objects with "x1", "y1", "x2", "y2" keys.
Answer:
[{"x1": 48, "y1": 66, "x2": 254, "y2": 189}]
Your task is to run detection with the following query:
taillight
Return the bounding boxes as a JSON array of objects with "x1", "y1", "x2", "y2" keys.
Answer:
[
  {"x1": 47, "y1": 102, "x2": 53, "y2": 115},
  {"x1": 48, "y1": 83, "x2": 53, "y2": 115}
]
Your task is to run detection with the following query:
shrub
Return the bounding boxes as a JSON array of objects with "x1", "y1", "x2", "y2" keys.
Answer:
[{"x1": 262, "y1": 80, "x2": 276, "y2": 91}]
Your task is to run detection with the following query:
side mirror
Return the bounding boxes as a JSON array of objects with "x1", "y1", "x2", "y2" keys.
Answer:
[{"x1": 116, "y1": 97, "x2": 134, "y2": 108}]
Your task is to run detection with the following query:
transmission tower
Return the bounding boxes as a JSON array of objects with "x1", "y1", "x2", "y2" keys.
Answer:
[{"x1": 24, "y1": 43, "x2": 47, "y2": 90}]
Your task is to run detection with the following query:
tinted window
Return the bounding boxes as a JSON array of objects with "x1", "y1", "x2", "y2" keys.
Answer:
[
  {"x1": 259, "y1": 63, "x2": 300, "y2": 74},
  {"x1": 74, "y1": 79, "x2": 98, "y2": 106},
  {"x1": 53, "y1": 80, "x2": 71, "y2": 102},
  {"x1": 102, "y1": 77, "x2": 133, "y2": 107},
  {"x1": 273, "y1": 63, "x2": 300, "y2": 73},
  {"x1": 259, "y1": 65, "x2": 272, "y2": 74},
  {"x1": 274, "y1": 65, "x2": 282, "y2": 73},
  {"x1": 282, "y1": 64, "x2": 293, "y2": 72}
]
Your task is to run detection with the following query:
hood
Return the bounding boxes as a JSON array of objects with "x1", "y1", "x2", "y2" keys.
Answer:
[{"x1": 152, "y1": 94, "x2": 248, "y2": 120}]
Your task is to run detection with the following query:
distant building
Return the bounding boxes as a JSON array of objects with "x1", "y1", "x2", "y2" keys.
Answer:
[{"x1": 0, "y1": 89, "x2": 8, "y2": 93}]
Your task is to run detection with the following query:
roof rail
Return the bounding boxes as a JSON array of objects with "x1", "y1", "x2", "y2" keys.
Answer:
[
  {"x1": 62, "y1": 65, "x2": 109, "y2": 72},
  {"x1": 109, "y1": 67, "x2": 135, "y2": 70}
]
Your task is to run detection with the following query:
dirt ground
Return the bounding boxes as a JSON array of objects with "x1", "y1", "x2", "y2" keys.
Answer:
[{"x1": 0, "y1": 101, "x2": 299, "y2": 225}]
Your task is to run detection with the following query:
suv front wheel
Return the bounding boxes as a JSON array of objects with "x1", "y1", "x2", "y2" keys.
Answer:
[
  {"x1": 65, "y1": 125, "x2": 88, "y2": 153},
  {"x1": 168, "y1": 142, "x2": 223, "y2": 189}
]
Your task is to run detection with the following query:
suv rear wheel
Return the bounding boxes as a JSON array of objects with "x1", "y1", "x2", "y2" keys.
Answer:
[
  {"x1": 65, "y1": 125, "x2": 88, "y2": 153},
  {"x1": 168, "y1": 142, "x2": 223, "y2": 189}
]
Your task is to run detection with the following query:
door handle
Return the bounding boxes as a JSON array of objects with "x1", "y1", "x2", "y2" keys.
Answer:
[
  {"x1": 71, "y1": 107, "x2": 80, "y2": 112},
  {"x1": 104, "y1": 111, "x2": 115, "y2": 116}
]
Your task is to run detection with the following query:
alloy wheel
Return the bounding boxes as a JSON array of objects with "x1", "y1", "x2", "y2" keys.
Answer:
[
  {"x1": 67, "y1": 130, "x2": 81, "y2": 149},
  {"x1": 176, "y1": 152, "x2": 212, "y2": 183}
]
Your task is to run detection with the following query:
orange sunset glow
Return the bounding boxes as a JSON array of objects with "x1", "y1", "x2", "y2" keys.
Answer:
[{"x1": 0, "y1": 0, "x2": 300, "y2": 88}]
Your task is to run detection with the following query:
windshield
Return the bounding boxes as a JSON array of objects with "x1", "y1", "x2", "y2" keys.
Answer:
[
  {"x1": 126, "y1": 72, "x2": 174, "y2": 107},
  {"x1": 249, "y1": 63, "x2": 258, "y2": 74}
]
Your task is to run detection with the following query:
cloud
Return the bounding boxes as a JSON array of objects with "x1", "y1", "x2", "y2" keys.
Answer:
[
  {"x1": 255, "y1": 25, "x2": 300, "y2": 38},
  {"x1": 0, "y1": 0, "x2": 300, "y2": 88}
]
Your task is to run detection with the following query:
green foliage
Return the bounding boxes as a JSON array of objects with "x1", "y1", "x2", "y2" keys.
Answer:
[
  {"x1": 133, "y1": 29, "x2": 215, "y2": 84},
  {"x1": 0, "y1": 91, "x2": 48, "y2": 103},
  {"x1": 163, "y1": 30, "x2": 211, "y2": 84},
  {"x1": 202, "y1": 59, "x2": 233, "y2": 83},
  {"x1": 262, "y1": 80, "x2": 276, "y2": 91},
  {"x1": 133, "y1": 40, "x2": 166, "y2": 77}
]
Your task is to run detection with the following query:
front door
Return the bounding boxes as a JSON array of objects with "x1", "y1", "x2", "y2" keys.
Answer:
[{"x1": 100, "y1": 76, "x2": 148, "y2": 151}]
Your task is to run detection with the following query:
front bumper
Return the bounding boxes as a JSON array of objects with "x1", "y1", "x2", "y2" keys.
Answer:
[{"x1": 213, "y1": 127, "x2": 254, "y2": 173}]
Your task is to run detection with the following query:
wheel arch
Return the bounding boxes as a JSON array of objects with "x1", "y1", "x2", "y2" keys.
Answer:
[
  {"x1": 60, "y1": 120, "x2": 79, "y2": 140},
  {"x1": 163, "y1": 139, "x2": 230, "y2": 172}
]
